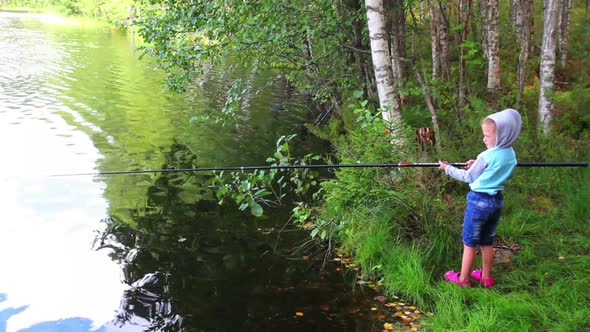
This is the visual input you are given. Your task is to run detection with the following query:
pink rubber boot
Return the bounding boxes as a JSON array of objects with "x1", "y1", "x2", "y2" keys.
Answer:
[{"x1": 471, "y1": 269, "x2": 494, "y2": 288}]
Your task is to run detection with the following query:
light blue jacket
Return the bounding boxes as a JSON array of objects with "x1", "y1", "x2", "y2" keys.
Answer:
[{"x1": 444, "y1": 109, "x2": 522, "y2": 195}]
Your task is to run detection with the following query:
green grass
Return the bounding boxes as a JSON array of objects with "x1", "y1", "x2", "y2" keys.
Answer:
[{"x1": 319, "y1": 134, "x2": 590, "y2": 331}]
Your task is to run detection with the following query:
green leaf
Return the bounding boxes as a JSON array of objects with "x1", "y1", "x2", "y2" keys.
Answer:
[
  {"x1": 250, "y1": 203, "x2": 263, "y2": 217},
  {"x1": 241, "y1": 181, "x2": 251, "y2": 191},
  {"x1": 310, "y1": 228, "x2": 319, "y2": 238}
]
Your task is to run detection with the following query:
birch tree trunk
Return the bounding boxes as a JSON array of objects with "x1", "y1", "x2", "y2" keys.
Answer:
[
  {"x1": 458, "y1": 0, "x2": 472, "y2": 110},
  {"x1": 481, "y1": 0, "x2": 489, "y2": 59},
  {"x1": 428, "y1": 0, "x2": 441, "y2": 80},
  {"x1": 438, "y1": 1, "x2": 450, "y2": 81},
  {"x1": 538, "y1": 0, "x2": 560, "y2": 134},
  {"x1": 558, "y1": 0, "x2": 572, "y2": 68},
  {"x1": 485, "y1": 0, "x2": 501, "y2": 91},
  {"x1": 425, "y1": 0, "x2": 450, "y2": 80},
  {"x1": 365, "y1": 0, "x2": 403, "y2": 133},
  {"x1": 388, "y1": 0, "x2": 406, "y2": 85},
  {"x1": 512, "y1": 0, "x2": 533, "y2": 110}
]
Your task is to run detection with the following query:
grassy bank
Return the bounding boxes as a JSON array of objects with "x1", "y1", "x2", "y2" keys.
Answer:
[{"x1": 310, "y1": 103, "x2": 589, "y2": 331}]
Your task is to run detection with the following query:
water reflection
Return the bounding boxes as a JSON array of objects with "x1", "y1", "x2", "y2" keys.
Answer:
[
  {"x1": 0, "y1": 10, "x2": 128, "y2": 331},
  {"x1": 0, "y1": 10, "x2": 378, "y2": 332},
  {"x1": 0, "y1": 107, "x2": 125, "y2": 331}
]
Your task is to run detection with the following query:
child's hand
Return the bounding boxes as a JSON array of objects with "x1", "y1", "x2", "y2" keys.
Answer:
[
  {"x1": 465, "y1": 159, "x2": 476, "y2": 169},
  {"x1": 438, "y1": 160, "x2": 447, "y2": 170}
]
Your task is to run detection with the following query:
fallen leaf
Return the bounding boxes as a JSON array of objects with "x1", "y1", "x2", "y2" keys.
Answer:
[
  {"x1": 383, "y1": 322, "x2": 394, "y2": 330},
  {"x1": 295, "y1": 312, "x2": 304, "y2": 317},
  {"x1": 374, "y1": 295, "x2": 387, "y2": 302}
]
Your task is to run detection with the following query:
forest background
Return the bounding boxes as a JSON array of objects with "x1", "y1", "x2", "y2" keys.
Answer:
[{"x1": 2, "y1": 0, "x2": 589, "y2": 330}]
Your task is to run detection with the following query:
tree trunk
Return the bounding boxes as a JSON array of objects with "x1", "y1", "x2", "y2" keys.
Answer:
[
  {"x1": 438, "y1": 1, "x2": 450, "y2": 81},
  {"x1": 481, "y1": 0, "x2": 489, "y2": 59},
  {"x1": 457, "y1": 0, "x2": 472, "y2": 110},
  {"x1": 365, "y1": 0, "x2": 403, "y2": 132},
  {"x1": 388, "y1": 0, "x2": 406, "y2": 85},
  {"x1": 428, "y1": 0, "x2": 441, "y2": 80},
  {"x1": 485, "y1": 0, "x2": 501, "y2": 91},
  {"x1": 512, "y1": 0, "x2": 533, "y2": 110},
  {"x1": 558, "y1": 0, "x2": 572, "y2": 68},
  {"x1": 538, "y1": 0, "x2": 560, "y2": 134}
]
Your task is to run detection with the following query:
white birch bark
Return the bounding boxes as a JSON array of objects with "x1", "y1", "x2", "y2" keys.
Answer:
[
  {"x1": 438, "y1": 1, "x2": 450, "y2": 81},
  {"x1": 481, "y1": 0, "x2": 489, "y2": 59},
  {"x1": 485, "y1": 0, "x2": 501, "y2": 90},
  {"x1": 538, "y1": 0, "x2": 560, "y2": 134},
  {"x1": 428, "y1": 1, "x2": 449, "y2": 81},
  {"x1": 558, "y1": 0, "x2": 572, "y2": 68},
  {"x1": 365, "y1": 0, "x2": 403, "y2": 132},
  {"x1": 428, "y1": 0, "x2": 440, "y2": 80}
]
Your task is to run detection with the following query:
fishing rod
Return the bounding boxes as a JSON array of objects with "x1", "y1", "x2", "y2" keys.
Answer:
[{"x1": 50, "y1": 161, "x2": 588, "y2": 177}]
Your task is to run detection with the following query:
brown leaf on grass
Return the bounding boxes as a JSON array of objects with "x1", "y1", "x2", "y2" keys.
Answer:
[
  {"x1": 295, "y1": 312, "x2": 304, "y2": 317},
  {"x1": 383, "y1": 322, "x2": 394, "y2": 330}
]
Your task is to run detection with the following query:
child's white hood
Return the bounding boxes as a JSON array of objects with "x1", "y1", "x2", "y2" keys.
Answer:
[{"x1": 487, "y1": 108, "x2": 522, "y2": 148}]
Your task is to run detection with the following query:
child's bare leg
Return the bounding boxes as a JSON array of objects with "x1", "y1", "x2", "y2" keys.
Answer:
[
  {"x1": 480, "y1": 245, "x2": 494, "y2": 279},
  {"x1": 460, "y1": 245, "x2": 477, "y2": 282}
]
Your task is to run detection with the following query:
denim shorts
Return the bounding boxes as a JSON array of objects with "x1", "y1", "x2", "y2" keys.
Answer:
[{"x1": 462, "y1": 190, "x2": 503, "y2": 247}]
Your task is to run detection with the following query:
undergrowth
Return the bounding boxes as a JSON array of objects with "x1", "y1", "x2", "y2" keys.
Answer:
[{"x1": 309, "y1": 93, "x2": 590, "y2": 330}]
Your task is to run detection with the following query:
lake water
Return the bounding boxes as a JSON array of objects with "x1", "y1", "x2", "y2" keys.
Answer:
[{"x1": 0, "y1": 10, "x2": 381, "y2": 332}]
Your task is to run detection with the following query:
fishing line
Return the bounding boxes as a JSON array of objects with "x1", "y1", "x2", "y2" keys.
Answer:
[{"x1": 49, "y1": 161, "x2": 588, "y2": 177}]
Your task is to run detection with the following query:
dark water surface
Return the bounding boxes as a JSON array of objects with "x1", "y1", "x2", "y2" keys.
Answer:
[{"x1": 0, "y1": 11, "x2": 381, "y2": 332}]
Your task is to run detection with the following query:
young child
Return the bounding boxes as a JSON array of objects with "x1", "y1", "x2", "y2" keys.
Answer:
[{"x1": 438, "y1": 108, "x2": 522, "y2": 287}]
